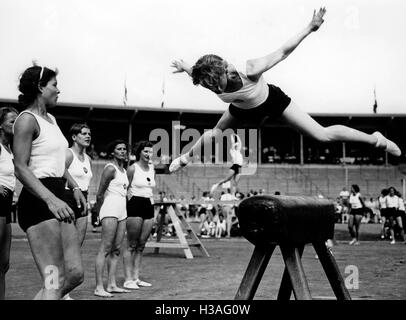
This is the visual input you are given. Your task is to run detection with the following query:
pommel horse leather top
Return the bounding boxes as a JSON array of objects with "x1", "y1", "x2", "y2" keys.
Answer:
[
  {"x1": 237, "y1": 195, "x2": 335, "y2": 246},
  {"x1": 234, "y1": 195, "x2": 351, "y2": 300}
]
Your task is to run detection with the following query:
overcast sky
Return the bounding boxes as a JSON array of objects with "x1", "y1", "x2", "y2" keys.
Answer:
[{"x1": 1, "y1": 0, "x2": 405, "y2": 113}]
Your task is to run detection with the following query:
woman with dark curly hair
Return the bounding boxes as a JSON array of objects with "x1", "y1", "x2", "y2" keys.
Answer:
[
  {"x1": 94, "y1": 139, "x2": 130, "y2": 297},
  {"x1": 169, "y1": 8, "x2": 401, "y2": 173},
  {"x1": 348, "y1": 184, "x2": 364, "y2": 245},
  {"x1": 13, "y1": 65, "x2": 86, "y2": 299},
  {"x1": 123, "y1": 140, "x2": 155, "y2": 290}
]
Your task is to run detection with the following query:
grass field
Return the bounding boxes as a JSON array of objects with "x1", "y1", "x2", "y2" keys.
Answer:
[{"x1": 5, "y1": 222, "x2": 406, "y2": 300}]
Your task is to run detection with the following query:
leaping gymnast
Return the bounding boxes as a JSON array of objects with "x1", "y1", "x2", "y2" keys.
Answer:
[
  {"x1": 169, "y1": 7, "x2": 401, "y2": 174},
  {"x1": 210, "y1": 133, "x2": 243, "y2": 196}
]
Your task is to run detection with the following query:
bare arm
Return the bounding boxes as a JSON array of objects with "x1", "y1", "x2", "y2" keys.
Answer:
[
  {"x1": 93, "y1": 165, "x2": 115, "y2": 214},
  {"x1": 246, "y1": 7, "x2": 326, "y2": 81},
  {"x1": 126, "y1": 164, "x2": 135, "y2": 199},
  {"x1": 171, "y1": 59, "x2": 193, "y2": 77},
  {"x1": 13, "y1": 113, "x2": 74, "y2": 221}
]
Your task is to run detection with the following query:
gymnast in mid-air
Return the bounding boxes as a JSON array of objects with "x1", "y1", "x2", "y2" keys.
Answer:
[{"x1": 169, "y1": 7, "x2": 401, "y2": 173}]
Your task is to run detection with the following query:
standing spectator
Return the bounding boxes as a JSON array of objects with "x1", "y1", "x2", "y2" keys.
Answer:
[
  {"x1": 385, "y1": 187, "x2": 405, "y2": 244},
  {"x1": 395, "y1": 191, "x2": 406, "y2": 244},
  {"x1": 0, "y1": 107, "x2": 18, "y2": 300},
  {"x1": 64, "y1": 123, "x2": 93, "y2": 245},
  {"x1": 220, "y1": 188, "x2": 237, "y2": 237},
  {"x1": 339, "y1": 187, "x2": 350, "y2": 215},
  {"x1": 94, "y1": 140, "x2": 130, "y2": 297},
  {"x1": 348, "y1": 184, "x2": 364, "y2": 245},
  {"x1": 62, "y1": 123, "x2": 93, "y2": 300},
  {"x1": 13, "y1": 65, "x2": 86, "y2": 299},
  {"x1": 378, "y1": 188, "x2": 389, "y2": 239},
  {"x1": 215, "y1": 214, "x2": 227, "y2": 238},
  {"x1": 123, "y1": 141, "x2": 155, "y2": 290}
]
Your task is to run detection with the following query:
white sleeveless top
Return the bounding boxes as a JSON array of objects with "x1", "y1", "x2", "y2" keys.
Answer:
[
  {"x1": 66, "y1": 148, "x2": 93, "y2": 191},
  {"x1": 104, "y1": 163, "x2": 128, "y2": 198},
  {"x1": 349, "y1": 193, "x2": 363, "y2": 209},
  {"x1": 14, "y1": 111, "x2": 68, "y2": 178},
  {"x1": 217, "y1": 65, "x2": 269, "y2": 109},
  {"x1": 398, "y1": 198, "x2": 405, "y2": 211},
  {"x1": 378, "y1": 196, "x2": 387, "y2": 209},
  {"x1": 386, "y1": 195, "x2": 399, "y2": 209},
  {"x1": 230, "y1": 148, "x2": 243, "y2": 166},
  {"x1": 128, "y1": 162, "x2": 155, "y2": 199},
  {"x1": 0, "y1": 143, "x2": 15, "y2": 191}
]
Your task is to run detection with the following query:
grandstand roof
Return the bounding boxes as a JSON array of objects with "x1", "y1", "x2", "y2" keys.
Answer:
[{"x1": 2, "y1": 98, "x2": 406, "y2": 129}]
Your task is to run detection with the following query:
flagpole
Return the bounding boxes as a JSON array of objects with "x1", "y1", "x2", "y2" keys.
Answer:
[{"x1": 161, "y1": 77, "x2": 165, "y2": 108}]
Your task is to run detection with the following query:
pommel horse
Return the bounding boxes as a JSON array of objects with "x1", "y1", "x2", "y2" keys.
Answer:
[{"x1": 235, "y1": 195, "x2": 351, "y2": 300}]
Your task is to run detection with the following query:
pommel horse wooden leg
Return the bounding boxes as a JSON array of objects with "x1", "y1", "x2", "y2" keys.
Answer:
[
  {"x1": 277, "y1": 245, "x2": 307, "y2": 300},
  {"x1": 234, "y1": 195, "x2": 351, "y2": 300},
  {"x1": 235, "y1": 245, "x2": 275, "y2": 300},
  {"x1": 312, "y1": 240, "x2": 351, "y2": 300}
]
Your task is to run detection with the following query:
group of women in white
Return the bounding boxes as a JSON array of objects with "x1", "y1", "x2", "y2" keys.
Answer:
[{"x1": 0, "y1": 65, "x2": 156, "y2": 300}]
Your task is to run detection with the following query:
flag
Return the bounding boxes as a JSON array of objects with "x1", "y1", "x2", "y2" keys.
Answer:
[
  {"x1": 123, "y1": 79, "x2": 128, "y2": 107},
  {"x1": 160, "y1": 78, "x2": 165, "y2": 108},
  {"x1": 373, "y1": 86, "x2": 377, "y2": 114}
]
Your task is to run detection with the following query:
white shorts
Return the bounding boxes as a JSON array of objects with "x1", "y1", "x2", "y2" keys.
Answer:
[{"x1": 99, "y1": 194, "x2": 127, "y2": 222}]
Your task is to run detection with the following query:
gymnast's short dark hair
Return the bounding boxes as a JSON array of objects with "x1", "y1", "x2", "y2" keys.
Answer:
[{"x1": 191, "y1": 54, "x2": 226, "y2": 91}]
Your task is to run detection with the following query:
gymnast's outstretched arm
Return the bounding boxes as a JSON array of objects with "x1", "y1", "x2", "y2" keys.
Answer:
[{"x1": 246, "y1": 7, "x2": 326, "y2": 81}]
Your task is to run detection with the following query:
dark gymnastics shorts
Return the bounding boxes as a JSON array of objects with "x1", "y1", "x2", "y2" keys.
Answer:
[
  {"x1": 64, "y1": 189, "x2": 88, "y2": 220},
  {"x1": 0, "y1": 187, "x2": 13, "y2": 224},
  {"x1": 380, "y1": 208, "x2": 389, "y2": 218},
  {"x1": 386, "y1": 207, "x2": 400, "y2": 219},
  {"x1": 17, "y1": 177, "x2": 66, "y2": 233},
  {"x1": 230, "y1": 164, "x2": 241, "y2": 174},
  {"x1": 349, "y1": 208, "x2": 364, "y2": 216},
  {"x1": 228, "y1": 84, "x2": 291, "y2": 123},
  {"x1": 127, "y1": 196, "x2": 154, "y2": 220}
]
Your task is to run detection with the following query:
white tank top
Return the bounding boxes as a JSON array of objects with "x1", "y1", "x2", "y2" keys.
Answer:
[
  {"x1": 66, "y1": 148, "x2": 93, "y2": 191},
  {"x1": 14, "y1": 111, "x2": 68, "y2": 178},
  {"x1": 386, "y1": 195, "x2": 399, "y2": 208},
  {"x1": 349, "y1": 193, "x2": 363, "y2": 209},
  {"x1": 230, "y1": 148, "x2": 243, "y2": 166},
  {"x1": 378, "y1": 196, "x2": 387, "y2": 209},
  {"x1": 398, "y1": 198, "x2": 405, "y2": 211},
  {"x1": 128, "y1": 162, "x2": 155, "y2": 198},
  {"x1": 0, "y1": 143, "x2": 15, "y2": 191},
  {"x1": 217, "y1": 70, "x2": 269, "y2": 109},
  {"x1": 104, "y1": 163, "x2": 128, "y2": 198}
]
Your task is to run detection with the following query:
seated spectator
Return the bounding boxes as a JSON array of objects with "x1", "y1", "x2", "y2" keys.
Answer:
[
  {"x1": 215, "y1": 214, "x2": 227, "y2": 238},
  {"x1": 230, "y1": 216, "x2": 241, "y2": 237},
  {"x1": 200, "y1": 214, "x2": 216, "y2": 238},
  {"x1": 220, "y1": 188, "x2": 237, "y2": 237}
]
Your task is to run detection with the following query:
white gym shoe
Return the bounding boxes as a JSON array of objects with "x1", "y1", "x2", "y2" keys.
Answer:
[
  {"x1": 390, "y1": 240, "x2": 396, "y2": 245},
  {"x1": 135, "y1": 279, "x2": 152, "y2": 287},
  {"x1": 169, "y1": 154, "x2": 190, "y2": 173},
  {"x1": 62, "y1": 294, "x2": 74, "y2": 300},
  {"x1": 349, "y1": 238, "x2": 357, "y2": 245},
  {"x1": 373, "y1": 132, "x2": 401, "y2": 157},
  {"x1": 210, "y1": 183, "x2": 219, "y2": 195},
  {"x1": 123, "y1": 280, "x2": 139, "y2": 290}
]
